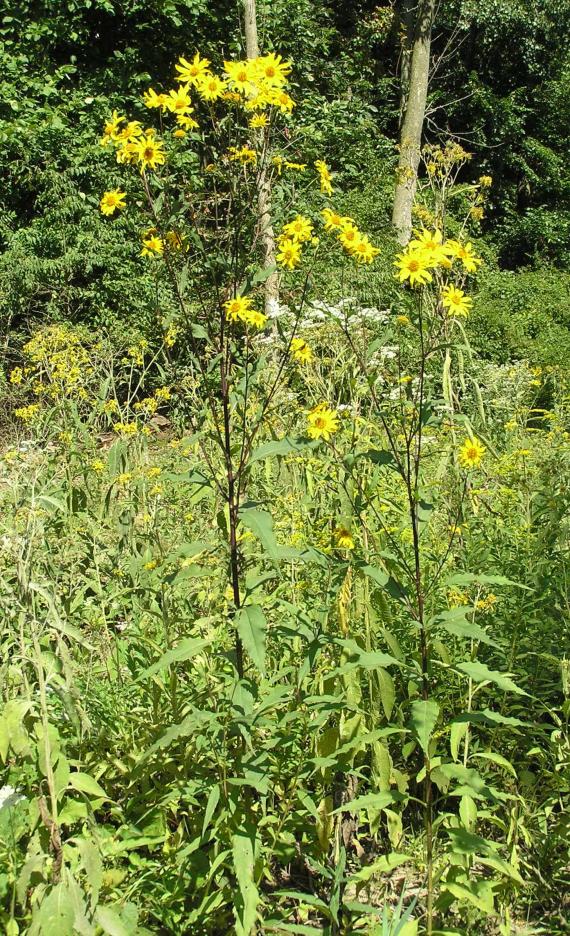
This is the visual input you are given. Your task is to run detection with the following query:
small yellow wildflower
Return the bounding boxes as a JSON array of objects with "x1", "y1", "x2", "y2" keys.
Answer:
[
  {"x1": 100, "y1": 190, "x2": 126, "y2": 216},
  {"x1": 175, "y1": 52, "x2": 211, "y2": 86},
  {"x1": 441, "y1": 285, "x2": 473, "y2": 318},
  {"x1": 141, "y1": 231, "x2": 164, "y2": 256},
  {"x1": 165, "y1": 84, "x2": 194, "y2": 116},
  {"x1": 479, "y1": 175, "x2": 492, "y2": 188},
  {"x1": 9, "y1": 367, "x2": 23, "y2": 384},
  {"x1": 254, "y1": 53, "x2": 292, "y2": 87},
  {"x1": 135, "y1": 136, "x2": 166, "y2": 172},
  {"x1": 164, "y1": 325, "x2": 179, "y2": 347},
  {"x1": 315, "y1": 159, "x2": 333, "y2": 196},
  {"x1": 306, "y1": 404, "x2": 340, "y2": 441},
  {"x1": 333, "y1": 527, "x2": 355, "y2": 550},
  {"x1": 394, "y1": 250, "x2": 433, "y2": 287},
  {"x1": 458, "y1": 436, "x2": 486, "y2": 469},
  {"x1": 196, "y1": 73, "x2": 226, "y2": 101},
  {"x1": 448, "y1": 588, "x2": 469, "y2": 608},
  {"x1": 277, "y1": 237, "x2": 302, "y2": 270},
  {"x1": 14, "y1": 404, "x2": 40, "y2": 422},
  {"x1": 446, "y1": 240, "x2": 482, "y2": 274},
  {"x1": 321, "y1": 208, "x2": 347, "y2": 232},
  {"x1": 338, "y1": 223, "x2": 362, "y2": 252},
  {"x1": 351, "y1": 236, "x2": 380, "y2": 264},
  {"x1": 283, "y1": 215, "x2": 314, "y2": 243},
  {"x1": 228, "y1": 145, "x2": 257, "y2": 165},
  {"x1": 224, "y1": 295, "x2": 254, "y2": 322},
  {"x1": 143, "y1": 87, "x2": 168, "y2": 109},
  {"x1": 113, "y1": 421, "x2": 139, "y2": 436},
  {"x1": 290, "y1": 337, "x2": 313, "y2": 364},
  {"x1": 249, "y1": 113, "x2": 268, "y2": 129},
  {"x1": 91, "y1": 460, "x2": 106, "y2": 472},
  {"x1": 100, "y1": 110, "x2": 125, "y2": 145},
  {"x1": 224, "y1": 60, "x2": 256, "y2": 93}
]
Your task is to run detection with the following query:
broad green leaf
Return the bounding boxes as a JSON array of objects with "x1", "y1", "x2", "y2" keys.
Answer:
[
  {"x1": 239, "y1": 507, "x2": 299, "y2": 560},
  {"x1": 409, "y1": 699, "x2": 439, "y2": 755},
  {"x1": 446, "y1": 572, "x2": 530, "y2": 590},
  {"x1": 360, "y1": 565, "x2": 389, "y2": 587},
  {"x1": 68, "y1": 772, "x2": 108, "y2": 800},
  {"x1": 28, "y1": 882, "x2": 75, "y2": 936},
  {"x1": 143, "y1": 708, "x2": 216, "y2": 758},
  {"x1": 442, "y1": 880, "x2": 495, "y2": 914},
  {"x1": 95, "y1": 904, "x2": 133, "y2": 936},
  {"x1": 472, "y1": 751, "x2": 517, "y2": 778},
  {"x1": 331, "y1": 791, "x2": 405, "y2": 814},
  {"x1": 456, "y1": 661, "x2": 526, "y2": 695},
  {"x1": 451, "y1": 709, "x2": 526, "y2": 727},
  {"x1": 136, "y1": 637, "x2": 210, "y2": 681},
  {"x1": 249, "y1": 437, "x2": 309, "y2": 463},
  {"x1": 350, "y1": 852, "x2": 411, "y2": 883},
  {"x1": 232, "y1": 834, "x2": 259, "y2": 936},
  {"x1": 236, "y1": 604, "x2": 266, "y2": 674}
]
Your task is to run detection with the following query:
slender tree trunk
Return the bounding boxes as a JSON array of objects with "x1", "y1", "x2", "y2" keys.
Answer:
[
  {"x1": 398, "y1": 0, "x2": 416, "y2": 128},
  {"x1": 391, "y1": 0, "x2": 437, "y2": 245},
  {"x1": 243, "y1": 0, "x2": 280, "y2": 315},
  {"x1": 244, "y1": 0, "x2": 259, "y2": 57}
]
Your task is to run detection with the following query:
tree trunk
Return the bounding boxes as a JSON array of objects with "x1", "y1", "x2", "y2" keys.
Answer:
[
  {"x1": 244, "y1": 0, "x2": 259, "y2": 58},
  {"x1": 243, "y1": 0, "x2": 280, "y2": 315},
  {"x1": 391, "y1": 0, "x2": 437, "y2": 245}
]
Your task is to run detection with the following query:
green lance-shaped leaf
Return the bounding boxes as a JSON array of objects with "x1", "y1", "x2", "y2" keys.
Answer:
[
  {"x1": 232, "y1": 833, "x2": 260, "y2": 936},
  {"x1": 409, "y1": 699, "x2": 440, "y2": 755},
  {"x1": 456, "y1": 661, "x2": 527, "y2": 695},
  {"x1": 68, "y1": 772, "x2": 108, "y2": 800},
  {"x1": 136, "y1": 637, "x2": 210, "y2": 681},
  {"x1": 236, "y1": 604, "x2": 266, "y2": 674}
]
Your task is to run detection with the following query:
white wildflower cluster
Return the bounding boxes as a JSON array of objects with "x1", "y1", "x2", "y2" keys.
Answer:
[
  {"x1": 265, "y1": 296, "x2": 391, "y2": 330},
  {"x1": 0, "y1": 785, "x2": 25, "y2": 811}
]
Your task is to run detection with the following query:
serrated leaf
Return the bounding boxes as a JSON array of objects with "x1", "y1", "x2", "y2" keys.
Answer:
[{"x1": 456, "y1": 661, "x2": 526, "y2": 695}]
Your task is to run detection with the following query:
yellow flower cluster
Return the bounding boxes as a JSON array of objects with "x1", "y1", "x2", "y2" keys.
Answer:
[
  {"x1": 277, "y1": 214, "x2": 315, "y2": 270},
  {"x1": 16, "y1": 325, "x2": 94, "y2": 402},
  {"x1": 14, "y1": 404, "x2": 40, "y2": 422},
  {"x1": 321, "y1": 208, "x2": 380, "y2": 264},
  {"x1": 315, "y1": 159, "x2": 333, "y2": 196},
  {"x1": 223, "y1": 295, "x2": 267, "y2": 329},
  {"x1": 228, "y1": 145, "x2": 257, "y2": 165},
  {"x1": 394, "y1": 228, "x2": 482, "y2": 303},
  {"x1": 101, "y1": 114, "x2": 167, "y2": 172}
]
